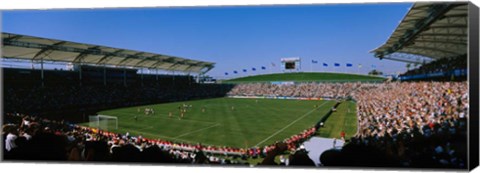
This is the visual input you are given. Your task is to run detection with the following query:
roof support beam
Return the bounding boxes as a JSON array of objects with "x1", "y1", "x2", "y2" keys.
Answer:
[
  {"x1": 97, "y1": 49, "x2": 123, "y2": 65},
  {"x1": 31, "y1": 41, "x2": 67, "y2": 61},
  {"x1": 426, "y1": 24, "x2": 467, "y2": 29},
  {"x1": 148, "y1": 60, "x2": 168, "y2": 69},
  {"x1": 133, "y1": 55, "x2": 159, "y2": 67},
  {"x1": 442, "y1": 13, "x2": 468, "y2": 18},
  {"x1": 375, "y1": 3, "x2": 458, "y2": 58},
  {"x1": 380, "y1": 56, "x2": 426, "y2": 64},
  {"x1": 419, "y1": 33, "x2": 467, "y2": 37},
  {"x1": 117, "y1": 52, "x2": 144, "y2": 66},
  {"x1": 404, "y1": 45, "x2": 462, "y2": 55},
  {"x1": 73, "y1": 46, "x2": 100, "y2": 63},
  {"x1": 397, "y1": 50, "x2": 445, "y2": 59},
  {"x1": 412, "y1": 39, "x2": 467, "y2": 45},
  {"x1": 2, "y1": 35, "x2": 23, "y2": 43}
]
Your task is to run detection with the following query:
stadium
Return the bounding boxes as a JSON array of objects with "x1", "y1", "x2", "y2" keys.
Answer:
[{"x1": 1, "y1": 1, "x2": 476, "y2": 170}]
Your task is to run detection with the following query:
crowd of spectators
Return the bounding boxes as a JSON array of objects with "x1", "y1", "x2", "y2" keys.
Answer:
[
  {"x1": 322, "y1": 81, "x2": 468, "y2": 168},
  {"x1": 2, "y1": 113, "x2": 247, "y2": 164},
  {"x1": 228, "y1": 82, "x2": 362, "y2": 99},
  {"x1": 3, "y1": 67, "x2": 469, "y2": 168},
  {"x1": 226, "y1": 81, "x2": 468, "y2": 168},
  {"x1": 3, "y1": 113, "x2": 319, "y2": 166},
  {"x1": 400, "y1": 55, "x2": 467, "y2": 77}
]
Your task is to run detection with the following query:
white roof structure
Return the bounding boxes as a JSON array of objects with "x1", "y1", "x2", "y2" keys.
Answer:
[
  {"x1": 371, "y1": 2, "x2": 468, "y2": 64},
  {"x1": 2, "y1": 32, "x2": 215, "y2": 74}
]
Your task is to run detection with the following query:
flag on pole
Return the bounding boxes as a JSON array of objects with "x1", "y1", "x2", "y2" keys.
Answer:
[
  {"x1": 312, "y1": 60, "x2": 318, "y2": 64},
  {"x1": 334, "y1": 63, "x2": 340, "y2": 67},
  {"x1": 252, "y1": 67, "x2": 256, "y2": 71},
  {"x1": 346, "y1": 63, "x2": 353, "y2": 67},
  {"x1": 323, "y1": 63, "x2": 328, "y2": 67},
  {"x1": 261, "y1": 66, "x2": 266, "y2": 70}
]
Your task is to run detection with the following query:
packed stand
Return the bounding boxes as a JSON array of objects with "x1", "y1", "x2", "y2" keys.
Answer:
[
  {"x1": 2, "y1": 113, "x2": 247, "y2": 164},
  {"x1": 3, "y1": 113, "x2": 319, "y2": 165},
  {"x1": 3, "y1": 67, "x2": 470, "y2": 168},
  {"x1": 228, "y1": 82, "x2": 362, "y2": 99},
  {"x1": 4, "y1": 83, "x2": 233, "y2": 120},
  {"x1": 400, "y1": 55, "x2": 467, "y2": 77},
  {"x1": 321, "y1": 81, "x2": 468, "y2": 168}
]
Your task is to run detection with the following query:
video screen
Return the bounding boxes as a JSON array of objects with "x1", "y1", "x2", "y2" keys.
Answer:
[{"x1": 285, "y1": 62, "x2": 296, "y2": 70}]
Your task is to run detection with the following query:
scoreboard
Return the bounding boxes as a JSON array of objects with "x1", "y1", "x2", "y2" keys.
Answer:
[{"x1": 281, "y1": 57, "x2": 301, "y2": 72}]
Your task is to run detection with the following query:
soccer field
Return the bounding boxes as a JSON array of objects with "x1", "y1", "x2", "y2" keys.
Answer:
[
  {"x1": 317, "y1": 101, "x2": 358, "y2": 139},
  {"x1": 87, "y1": 98, "x2": 339, "y2": 148}
]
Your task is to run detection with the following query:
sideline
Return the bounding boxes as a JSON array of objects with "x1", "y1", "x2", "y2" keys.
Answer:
[{"x1": 254, "y1": 101, "x2": 329, "y2": 147}]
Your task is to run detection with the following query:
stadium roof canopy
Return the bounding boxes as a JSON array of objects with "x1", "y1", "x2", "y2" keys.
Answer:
[
  {"x1": 371, "y1": 2, "x2": 468, "y2": 64},
  {"x1": 1, "y1": 32, "x2": 215, "y2": 74}
]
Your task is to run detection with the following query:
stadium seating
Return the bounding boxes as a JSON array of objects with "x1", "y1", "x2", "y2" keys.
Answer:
[
  {"x1": 4, "y1": 67, "x2": 233, "y2": 121},
  {"x1": 399, "y1": 55, "x2": 467, "y2": 81},
  {"x1": 2, "y1": 67, "x2": 469, "y2": 168}
]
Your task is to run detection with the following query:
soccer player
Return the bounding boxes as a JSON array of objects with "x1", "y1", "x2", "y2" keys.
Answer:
[
  {"x1": 340, "y1": 131, "x2": 345, "y2": 141},
  {"x1": 201, "y1": 107, "x2": 206, "y2": 113},
  {"x1": 168, "y1": 112, "x2": 172, "y2": 118},
  {"x1": 231, "y1": 106, "x2": 235, "y2": 111}
]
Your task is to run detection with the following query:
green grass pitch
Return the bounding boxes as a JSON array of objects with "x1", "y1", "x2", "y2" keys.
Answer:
[
  {"x1": 317, "y1": 101, "x2": 358, "y2": 139},
  {"x1": 86, "y1": 98, "x2": 346, "y2": 148}
]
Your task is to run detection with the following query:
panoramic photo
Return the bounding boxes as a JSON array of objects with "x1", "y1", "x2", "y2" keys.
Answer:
[{"x1": 1, "y1": 1, "x2": 474, "y2": 170}]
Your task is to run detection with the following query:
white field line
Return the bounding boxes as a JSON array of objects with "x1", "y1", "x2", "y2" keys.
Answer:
[
  {"x1": 127, "y1": 127, "x2": 216, "y2": 145},
  {"x1": 172, "y1": 123, "x2": 221, "y2": 139},
  {"x1": 103, "y1": 112, "x2": 221, "y2": 146},
  {"x1": 115, "y1": 112, "x2": 216, "y2": 125},
  {"x1": 126, "y1": 128, "x2": 178, "y2": 141},
  {"x1": 254, "y1": 101, "x2": 329, "y2": 147}
]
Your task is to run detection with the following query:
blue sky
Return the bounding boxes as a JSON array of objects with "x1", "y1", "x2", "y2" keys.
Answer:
[{"x1": 2, "y1": 3, "x2": 413, "y2": 78}]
